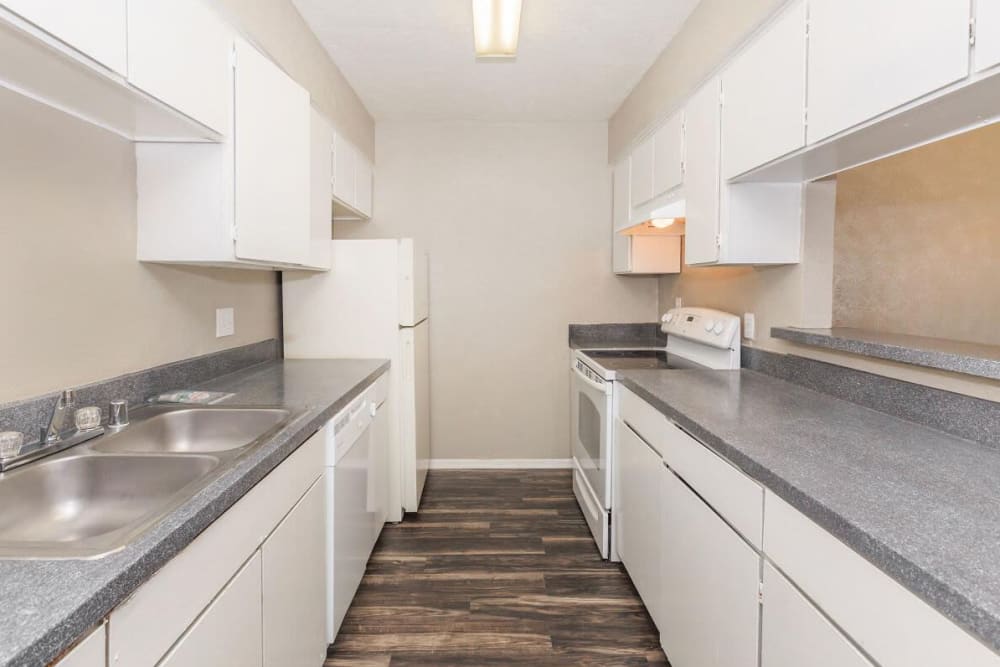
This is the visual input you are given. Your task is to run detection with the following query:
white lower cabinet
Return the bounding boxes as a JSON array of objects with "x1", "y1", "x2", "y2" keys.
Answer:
[
  {"x1": 659, "y1": 462, "x2": 760, "y2": 667},
  {"x1": 614, "y1": 418, "x2": 665, "y2": 628},
  {"x1": 761, "y1": 561, "x2": 873, "y2": 667},
  {"x1": 262, "y1": 478, "x2": 328, "y2": 667},
  {"x1": 109, "y1": 429, "x2": 325, "y2": 666},
  {"x1": 159, "y1": 553, "x2": 264, "y2": 667},
  {"x1": 55, "y1": 623, "x2": 106, "y2": 667}
]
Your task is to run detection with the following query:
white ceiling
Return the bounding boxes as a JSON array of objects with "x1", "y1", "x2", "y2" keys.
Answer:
[{"x1": 293, "y1": 0, "x2": 700, "y2": 121}]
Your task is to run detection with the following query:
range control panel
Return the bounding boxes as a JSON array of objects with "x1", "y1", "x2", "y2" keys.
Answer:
[{"x1": 660, "y1": 307, "x2": 741, "y2": 349}]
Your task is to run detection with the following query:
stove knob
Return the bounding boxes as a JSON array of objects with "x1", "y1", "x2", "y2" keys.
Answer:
[
  {"x1": 704, "y1": 319, "x2": 715, "y2": 332},
  {"x1": 713, "y1": 322, "x2": 725, "y2": 335}
]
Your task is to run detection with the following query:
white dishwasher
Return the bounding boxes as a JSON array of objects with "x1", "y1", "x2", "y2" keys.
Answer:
[{"x1": 326, "y1": 375, "x2": 389, "y2": 644}]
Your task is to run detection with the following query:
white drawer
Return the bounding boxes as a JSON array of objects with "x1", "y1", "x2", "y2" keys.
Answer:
[
  {"x1": 661, "y1": 418, "x2": 763, "y2": 550},
  {"x1": 764, "y1": 491, "x2": 1000, "y2": 667},
  {"x1": 618, "y1": 386, "x2": 669, "y2": 456}
]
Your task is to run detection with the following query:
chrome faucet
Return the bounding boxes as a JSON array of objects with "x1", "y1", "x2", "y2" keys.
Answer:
[{"x1": 43, "y1": 389, "x2": 76, "y2": 443}]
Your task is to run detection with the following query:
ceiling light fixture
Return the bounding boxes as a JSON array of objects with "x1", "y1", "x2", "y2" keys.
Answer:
[
  {"x1": 472, "y1": 0, "x2": 522, "y2": 59},
  {"x1": 649, "y1": 218, "x2": 676, "y2": 229}
]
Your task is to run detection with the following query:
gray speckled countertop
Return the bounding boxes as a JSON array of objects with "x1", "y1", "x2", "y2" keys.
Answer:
[
  {"x1": 772, "y1": 326, "x2": 1000, "y2": 380},
  {"x1": 0, "y1": 359, "x2": 388, "y2": 667},
  {"x1": 619, "y1": 368, "x2": 1000, "y2": 654}
]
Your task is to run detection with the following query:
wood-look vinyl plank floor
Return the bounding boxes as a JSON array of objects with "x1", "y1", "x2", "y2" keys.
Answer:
[{"x1": 326, "y1": 470, "x2": 669, "y2": 666}]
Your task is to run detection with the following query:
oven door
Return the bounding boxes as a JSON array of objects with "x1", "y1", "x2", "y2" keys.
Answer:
[{"x1": 570, "y1": 358, "x2": 612, "y2": 508}]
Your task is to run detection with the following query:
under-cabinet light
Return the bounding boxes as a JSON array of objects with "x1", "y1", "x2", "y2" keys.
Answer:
[{"x1": 649, "y1": 218, "x2": 676, "y2": 229}]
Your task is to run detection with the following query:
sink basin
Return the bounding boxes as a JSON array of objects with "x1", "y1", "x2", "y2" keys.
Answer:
[
  {"x1": 0, "y1": 454, "x2": 219, "y2": 558},
  {"x1": 92, "y1": 407, "x2": 291, "y2": 455}
]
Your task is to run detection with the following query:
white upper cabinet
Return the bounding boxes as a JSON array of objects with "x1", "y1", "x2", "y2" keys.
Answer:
[
  {"x1": 3, "y1": 0, "x2": 126, "y2": 74},
  {"x1": 975, "y1": 0, "x2": 1000, "y2": 73},
  {"x1": 126, "y1": 0, "x2": 230, "y2": 135},
  {"x1": 331, "y1": 131, "x2": 375, "y2": 220},
  {"x1": 355, "y1": 155, "x2": 373, "y2": 217},
  {"x1": 722, "y1": 1, "x2": 806, "y2": 179},
  {"x1": 652, "y1": 112, "x2": 684, "y2": 198},
  {"x1": 332, "y1": 131, "x2": 356, "y2": 206},
  {"x1": 683, "y1": 77, "x2": 722, "y2": 265},
  {"x1": 807, "y1": 0, "x2": 972, "y2": 143},
  {"x1": 629, "y1": 135, "x2": 655, "y2": 208},
  {"x1": 137, "y1": 37, "x2": 315, "y2": 270},
  {"x1": 307, "y1": 108, "x2": 334, "y2": 271},
  {"x1": 233, "y1": 39, "x2": 311, "y2": 266}
]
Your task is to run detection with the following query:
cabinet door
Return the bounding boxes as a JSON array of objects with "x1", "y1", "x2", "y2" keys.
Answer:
[
  {"x1": 652, "y1": 112, "x2": 684, "y2": 198},
  {"x1": 683, "y1": 78, "x2": 721, "y2": 265},
  {"x1": 126, "y1": 0, "x2": 231, "y2": 135},
  {"x1": 761, "y1": 562, "x2": 873, "y2": 667},
  {"x1": 629, "y1": 136, "x2": 655, "y2": 208},
  {"x1": 3, "y1": 0, "x2": 126, "y2": 74},
  {"x1": 615, "y1": 419, "x2": 664, "y2": 629},
  {"x1": 975, "y1": 0, "x2": 1000, "y2": 73},
  {"x1": 262, "y1": 477, "x2": 327, "y2": 667},
  {"x1": 160, "y1": 552, "x2": 263, "y2": 667},
  {"x1": 807, "y1": 0, "x2": 971, "y2": 143},
  {"x1": 307, "y1": 108, "x2": 333, "y2": 270},
  {"x1": 355, "y1": 155, "x2": 373, "y2": 217},
  {"x1": 660, "y1": 464, "x2": 759, "y2": 667},
  {"x1": 55, "y1": 624, "x2": 105, "y2": 667},
  {"x1": 233, "y1": 39, "x2": 311, "y2": 266},
  {"x1": 332, "y1": 132, "x2": 357, "y2": 207},
  {"x1": 722, "y1": 1, "x2": 806, "y2": 178}
]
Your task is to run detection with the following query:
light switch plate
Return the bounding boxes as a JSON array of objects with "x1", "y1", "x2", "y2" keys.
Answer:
[
  {"x1": 216, "y1": 307, "x2": 235, "y2": 338},
  {"x1": 743, "y1": 312, "x2": 756, "y2": 340}
]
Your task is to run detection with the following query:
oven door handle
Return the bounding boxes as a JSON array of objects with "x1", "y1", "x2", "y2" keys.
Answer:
[{"x1": 573, "y1": 363, "x2": 611, "y2": 395}]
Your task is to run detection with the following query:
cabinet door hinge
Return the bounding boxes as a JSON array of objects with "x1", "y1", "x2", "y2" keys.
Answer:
[
  {"x1": 758, "y1": 581, "x2": 764, "y2": 603},
  {"x1": 970, "y1": 17, "x2": 977, "y2": 46},
  {"x1": 716, "y1": 233, "x2": 723, "y2": 248},
  {"x1": 230, "y1": 44, "x2": 238, "y2": 69},
  {"x1": 231, "y1": 223, "x2": 239, "y2": 241}
]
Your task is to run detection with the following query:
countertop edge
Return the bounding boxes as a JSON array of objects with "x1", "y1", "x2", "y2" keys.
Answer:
[{"x1": 618, "y1": 373, "x2": 1000, "y2": 654}]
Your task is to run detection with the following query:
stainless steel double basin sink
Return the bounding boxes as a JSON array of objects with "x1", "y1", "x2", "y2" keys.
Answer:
[{"x1": 0, "y1": 405, "x2": 292, "y2": 559}]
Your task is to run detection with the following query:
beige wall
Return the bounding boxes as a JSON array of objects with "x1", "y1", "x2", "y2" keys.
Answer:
[
  {"x1": 336, "y1": 122, "x2": 659, "y2": 460},
  {"x1": 214, "y1": 0, "x2": 375, "y2": 159},
  {"x1": 833, "y1": 124, "x2": 1000, "y2": 346},
  {"x1": 608, "y1": 0, "x2": 784, "y2": 161},
  {"x1": 0, "y1": 91, "x2": 279, "y2": 404}
]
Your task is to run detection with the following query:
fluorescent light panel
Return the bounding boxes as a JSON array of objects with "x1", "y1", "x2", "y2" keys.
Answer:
[{"x1": 473, "y1": 0, "x2": 522, "y2": 58}]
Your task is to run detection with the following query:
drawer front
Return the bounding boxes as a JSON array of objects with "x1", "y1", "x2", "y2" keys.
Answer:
[
  {"x1": 764, "y1": 491, "x2": 1000, "y2": 667},
  {"x1": 110, "y1": 429, "x2": 324, "y2": 666},
  {"x1": 619, "y1": 386, "x2": 669, "y2": 456},
  {"x1": 761, "y1": 562, "x2": 873, "y2": 667},
  {"x1": 661, "y1": 419, "x2": 763, "y2": 549}
]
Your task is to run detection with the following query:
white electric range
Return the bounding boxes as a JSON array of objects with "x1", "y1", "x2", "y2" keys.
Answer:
[{"x1": 570, "y1": 307, "x2": 742, "y2": 559}]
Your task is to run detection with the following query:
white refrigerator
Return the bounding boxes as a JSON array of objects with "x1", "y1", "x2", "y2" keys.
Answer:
[{"x1": 283, "y1": 239, "x2": 430, "y2": 520}]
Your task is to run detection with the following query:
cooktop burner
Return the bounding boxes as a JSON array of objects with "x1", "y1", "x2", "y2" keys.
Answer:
[{"x1": 581, "y1": 349, "x2": 704, "y2": 372}]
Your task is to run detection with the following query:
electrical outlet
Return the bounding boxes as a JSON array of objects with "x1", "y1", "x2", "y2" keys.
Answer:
[
  {"x1": 216, "y1": 307, "x2": 235, "y2": 338},
  {"x1": 743, "y1": 312, "x2": 756, "y2": 340},
  {"x1": 674, "y1": 297, "x2": 683, "y2": 310}
]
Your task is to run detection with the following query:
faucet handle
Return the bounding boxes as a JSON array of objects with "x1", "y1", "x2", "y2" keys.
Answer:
[
  {"x1": 60, "y1": 389, "x2": 76, "y2": 408},
  {"x1": 108, "y1": 400, "x2": 129, "y2": 429}
]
